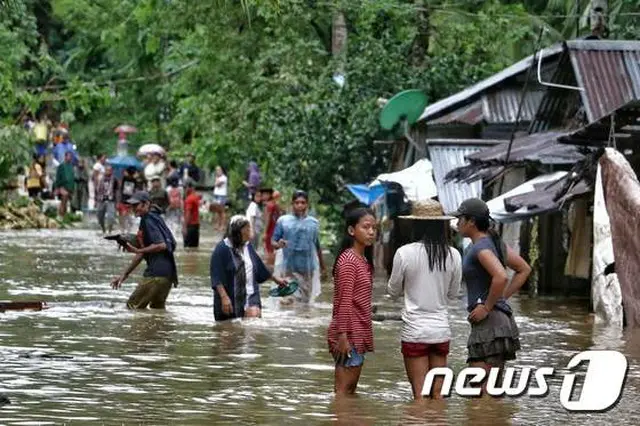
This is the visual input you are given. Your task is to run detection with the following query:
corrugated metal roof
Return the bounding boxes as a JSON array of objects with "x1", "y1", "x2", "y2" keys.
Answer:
[
  {"x1": 428, "y1": 89, "x2": 546, "y2": 125},
  {"x1": 428, "y1": 144, "x2": 486, "y2": 214},
  {"x1": 419, "y1": 43, "x2": 564, "y2": 122},
  {"x1": 567, "y1": 40, "x2": 640, "y2": 123},
  {"x1": 429, "y1": 100, "x2": 483, "y2": 125},
  {"x1": 465, "y1": 130, "x2": 584, "y2": 164},
  {"x1": 483, "y1": 89, "x2": 545, "y2": 123}
]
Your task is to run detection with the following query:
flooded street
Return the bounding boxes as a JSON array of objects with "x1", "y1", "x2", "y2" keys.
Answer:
[{"x1": 0, "y1": 226, "x2": 639, "y2": 425}]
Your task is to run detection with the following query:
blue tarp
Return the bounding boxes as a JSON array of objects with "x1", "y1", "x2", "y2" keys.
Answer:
[{"x1": 346, "y1": 183, "x2": 385, "y2": 206}]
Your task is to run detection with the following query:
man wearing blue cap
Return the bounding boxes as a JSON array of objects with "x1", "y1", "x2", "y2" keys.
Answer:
[{"x1": 110, "y1": 190, "x2": 179, "y2": 309}]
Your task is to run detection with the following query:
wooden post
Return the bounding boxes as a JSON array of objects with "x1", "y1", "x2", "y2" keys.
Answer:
[{"x1": 590, "y1": 0, "x2": 608, "y2": 38}]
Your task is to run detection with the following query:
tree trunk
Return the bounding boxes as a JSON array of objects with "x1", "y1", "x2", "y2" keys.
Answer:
[
  {"x1": 331, "y1": 11, "x2": 347, "y2": 58},
  {"x1": 332, "y1": 11, "x2": 347, "y2": 85},
  {"x1": 411, "y1": 1, "x2": 429, "y2": 66}
]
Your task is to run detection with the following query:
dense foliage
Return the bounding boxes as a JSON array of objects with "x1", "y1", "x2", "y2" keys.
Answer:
[{"x1": 1, "y1": 0, "x2": 639, "y2": 229}]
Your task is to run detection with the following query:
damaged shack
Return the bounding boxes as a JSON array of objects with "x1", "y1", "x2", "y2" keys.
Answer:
[{"x1": 444, "y1": 39, "x2": 640, "y2": 326}]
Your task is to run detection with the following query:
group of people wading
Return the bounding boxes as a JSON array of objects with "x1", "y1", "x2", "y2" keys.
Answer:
[
  {"x1": 109, "y1": 189, "x2": 323, "y2": 315},
  {"x1": 327, "y1": 198, "x2": 531, "y2": 399},
  {"x1": 108, "y1": 188, "x2": 531, "y2": 400}
]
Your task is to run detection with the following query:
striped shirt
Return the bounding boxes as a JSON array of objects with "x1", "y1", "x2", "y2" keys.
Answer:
[{"x1": 327, "y1": 248, "x2": 374, "y2": 355}]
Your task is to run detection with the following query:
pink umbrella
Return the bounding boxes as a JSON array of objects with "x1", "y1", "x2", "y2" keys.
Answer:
[
  {"x1": 115, "y1": 124, "x2": 137, "y2": 142},
  {"x1": 114, "y1": 124, "x2": 137, "y2": 134}
]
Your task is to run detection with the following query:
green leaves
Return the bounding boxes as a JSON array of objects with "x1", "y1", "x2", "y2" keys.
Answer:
[
  {"x1": 6, "y1": 0, "x2": 637, "y2": 233},
  {"x1": 0, "y1": 126, "x2": 31, "y2": 186}
]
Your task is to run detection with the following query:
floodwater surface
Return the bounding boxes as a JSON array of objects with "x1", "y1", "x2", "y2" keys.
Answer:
[{"x1": 0, "y1": 227, "x2": 638, "y2": 425}]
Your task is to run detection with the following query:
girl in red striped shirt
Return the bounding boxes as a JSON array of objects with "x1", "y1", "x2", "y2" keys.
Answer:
[{"x1": 327, "y1": 207, "x2": 377, "y2": 395}]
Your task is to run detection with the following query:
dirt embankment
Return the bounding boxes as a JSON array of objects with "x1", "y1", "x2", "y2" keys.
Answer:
[{"x1": 0, "y1": 201, "x2": 59, "y2": 230}]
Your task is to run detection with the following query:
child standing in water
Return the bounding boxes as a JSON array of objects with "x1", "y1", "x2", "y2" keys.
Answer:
[{"x1": 327, "y1": 208, "x2": 377, "y2": 395}]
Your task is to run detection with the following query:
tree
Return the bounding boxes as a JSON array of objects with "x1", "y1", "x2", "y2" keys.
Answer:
[{"x1": 7, "y1": 0, "x2": 636, "y2": 232}]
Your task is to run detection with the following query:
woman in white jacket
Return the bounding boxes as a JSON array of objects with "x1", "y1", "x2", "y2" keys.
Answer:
[{"x1": 387, "y1": 200, "x2": 462, "y2": 400}]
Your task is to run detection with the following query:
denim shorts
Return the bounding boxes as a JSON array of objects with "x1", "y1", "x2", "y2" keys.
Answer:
[
  {"x1": 213, "y1": 195, "x2": 227, "y2": 205},
  {"x1": 333, "y1": 347, "x2": 365, "y2": 367}
]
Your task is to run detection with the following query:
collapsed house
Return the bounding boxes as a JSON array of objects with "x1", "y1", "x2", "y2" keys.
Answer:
[{"x1": 440, "y1": 40, "x2": 640, "y2": 326}]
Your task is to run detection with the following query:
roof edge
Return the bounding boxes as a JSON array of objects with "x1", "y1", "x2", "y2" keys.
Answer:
[
  {"x1": 566, "y1": 39, "x2": 640, "y2": 51},
  {"x1": 426, "y1": 139, "x2": 504, "y2": 147},
  {"x1": 418, "y1": 43, "x2": 564, "y2": 123}
]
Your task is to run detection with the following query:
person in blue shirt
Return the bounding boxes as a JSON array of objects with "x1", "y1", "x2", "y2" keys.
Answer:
[
  {"x1": 52, "y1": 132, "x2": 79, "y2": 165},
  {"x1": 272, "y1": 190, "x2": 326, "y2": 303}
]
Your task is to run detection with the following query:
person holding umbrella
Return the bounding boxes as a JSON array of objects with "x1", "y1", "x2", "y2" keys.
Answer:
[
  {"x1": 116, "y1": 166, "x2": 139, "y2": 231},
  {"x1": 142, "y1": 147, "x2": 166, "y2": 189}
]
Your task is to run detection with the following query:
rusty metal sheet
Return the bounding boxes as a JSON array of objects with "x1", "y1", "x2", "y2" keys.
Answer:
[{"x1": 568, "y1": 40, "x2": 640, "y2": 123}]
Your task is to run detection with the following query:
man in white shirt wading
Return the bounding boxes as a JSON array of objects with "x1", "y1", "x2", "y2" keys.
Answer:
[{"x1": 386, "y1": 200, "x2": 462, "y2": 400}]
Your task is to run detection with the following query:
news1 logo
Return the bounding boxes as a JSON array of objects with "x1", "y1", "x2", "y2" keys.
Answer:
[{"x1": 422, "y1": 350, "x2": 628, "y2": 412}]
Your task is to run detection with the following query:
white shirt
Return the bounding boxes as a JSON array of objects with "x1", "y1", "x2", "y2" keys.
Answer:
[
  {"x1": 387, "y1": 242, "x2": 462, "y2": 344},
  {"x1": 144, "y1": 161, "x2": 166, "y2": 187},
  {"x1": 214, "y1": 174, "x2": 228, "y2": 197},
  {"x1": 243, "y1": 243, "x2": 254, "y2": 299},
  {"x1": 246, "y1": 202, "x2": 263, "y2": 236},
  {"x1": 223, "y1": 238, "x2": 255, "y2": 302},
  {"x1": 92, "y1": 162, "x2": 105, "y2": 181}
]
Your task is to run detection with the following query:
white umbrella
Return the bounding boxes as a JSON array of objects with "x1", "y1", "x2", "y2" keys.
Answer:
[{"x1": 137, "y1": 143, "x2": 166, "y2": 156}]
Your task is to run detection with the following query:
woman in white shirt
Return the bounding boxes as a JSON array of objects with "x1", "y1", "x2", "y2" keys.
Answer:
[
  {"x1": 387, "y1": 200, "x2": 462, "y2": 400},
  {"x1": 144, "y1": 153, "x2": 166, "y2": 189},
  {"x1": 211, "y1": 166, "x2": 228, "y2": 232}
]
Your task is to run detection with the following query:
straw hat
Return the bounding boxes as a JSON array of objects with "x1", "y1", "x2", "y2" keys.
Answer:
[{"x1": 398, "y1": 199, "x2": 455, "y2": 220}]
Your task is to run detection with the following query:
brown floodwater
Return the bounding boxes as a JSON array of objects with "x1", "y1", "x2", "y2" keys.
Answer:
[{"x1": 0, "y1": 226, "x2": 638, "y2": 425}]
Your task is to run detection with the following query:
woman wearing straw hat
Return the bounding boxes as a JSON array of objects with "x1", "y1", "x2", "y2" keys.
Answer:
[
  {"x1": 386, "y1": 199, "x2": 462, "y2": 400},
  {"x1": 450, "y1": 198, "x2": 531, "y2": 394}
]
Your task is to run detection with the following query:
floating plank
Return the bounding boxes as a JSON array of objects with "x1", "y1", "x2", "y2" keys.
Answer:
[{"x1": 0, "y1": 301, "x2": 47, "y2": 312}]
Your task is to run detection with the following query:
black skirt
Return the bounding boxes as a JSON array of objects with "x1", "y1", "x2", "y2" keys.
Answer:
[{"x1": 467, "y1": 309, "x2": 521, "y2": 365}]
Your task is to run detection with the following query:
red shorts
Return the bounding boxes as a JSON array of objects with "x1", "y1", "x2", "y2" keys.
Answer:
[{"x1": 401, "y1": 341, "x2": 450, "y2": 358}]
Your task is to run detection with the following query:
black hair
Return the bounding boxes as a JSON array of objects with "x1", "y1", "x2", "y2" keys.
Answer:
[
  {"x1": 226, "y1": 217, "x2": 250, "y2": 249},
  {"x1": 166, "y1": 176, "x2": 179, "y2": 187},
  {"x1": 415, "y1": 220, "x2": 451, "y2": 272},
  {"x1": 292, "y1": 190, "x2": 308, "y2": 202},
  {"x1": 170, "y1": 160, "x2": 178, "y2": 168},
  {"x1": 333, "y1": 207, "x2": 375, "y2": 277},
  {"x1": 463, "y1": 214, "x2": 506, "y2": 265}
]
